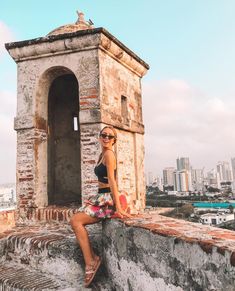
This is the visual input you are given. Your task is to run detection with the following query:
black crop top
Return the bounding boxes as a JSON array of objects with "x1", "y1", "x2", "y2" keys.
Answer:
[{"x1": 94, "y1": 152, "x2": 116, "y2": 183}]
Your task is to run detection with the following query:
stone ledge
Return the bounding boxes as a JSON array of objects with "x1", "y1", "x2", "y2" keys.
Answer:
[
  {"x1": 102, "y1": 211, "x2": 235, "y2": 291},
  {"x1": 125, "y1": 211, "x2": 235, "y2": 256},
  {"x1": 6, "y1": 28, "x2": 148, "y2": 77},
  {"x1": 1, "y1": 210, "x2": 235, "y2": 290},
  {"x1": 5, "y1": 28, "x2": 149, "y2": 70}
]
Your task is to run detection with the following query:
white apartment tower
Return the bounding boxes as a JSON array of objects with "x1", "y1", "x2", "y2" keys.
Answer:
[
  {"x1": 174, "y1": 170, "x2": 191, "y2": 192},
  {"x1": 163, "y1": 167, "x2": 175, "y2": 186},
  {"x1": 175, "y1": 157, "x2": 192, "y2": 191},
  {"x1": 231, "y1": 158, "x2": 235, "y2": 181},
  {"x1": 216, "y1": 161, "x2": 232, "y2": 183},
  {"x1": 177, "y1": 157, "x2": 190, "y2": 171},
  {"x1": 191, "y1": 169, "x2": 204, "y2": 191}
]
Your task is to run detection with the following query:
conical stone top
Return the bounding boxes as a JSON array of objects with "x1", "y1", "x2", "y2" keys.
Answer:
[{"x1": 47, "y1": 11, "x2": 94, "y2": 36}]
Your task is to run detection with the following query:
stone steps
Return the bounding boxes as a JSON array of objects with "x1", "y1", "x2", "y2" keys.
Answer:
[
  {"x1": 0, "y1": 261, "x2": 111, "y2": 291},
  {"x1": 0, "y1": 222, "x2": 112, "y2": 290},
  {"x1": 0, "y1": 262, "x2": 70, "y2": 290}
]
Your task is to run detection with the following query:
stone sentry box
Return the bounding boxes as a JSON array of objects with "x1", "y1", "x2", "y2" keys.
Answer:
[{"x1": 5, "y1": 12, "x2": 149, "y2": 220}]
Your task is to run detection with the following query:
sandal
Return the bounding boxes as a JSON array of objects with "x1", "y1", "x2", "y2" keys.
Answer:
[{"x1": 84, "y1": 256, "x2": 102, "y2": 288}]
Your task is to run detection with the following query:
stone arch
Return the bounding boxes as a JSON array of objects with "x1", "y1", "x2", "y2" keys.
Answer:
[{"x1": 34, "y1": 66, "x2": 81, "y2": 207}]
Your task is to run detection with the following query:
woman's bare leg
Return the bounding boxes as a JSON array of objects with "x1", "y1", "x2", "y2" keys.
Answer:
[{"x1": 70, "y1": 212, "x2": 100, "y2": 266}]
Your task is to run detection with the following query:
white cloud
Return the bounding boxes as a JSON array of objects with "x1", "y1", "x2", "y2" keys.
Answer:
[
  {"x1": 0, "y1": 21, "x2": 16, "y2": 183},
  {"x1": 0, "y1": 90, "x2": 16, "y2": 183},
  {"x1": 142, "y1": 79, "x2": 235, "y2": 176},
  {"x1": 0, "y1": 21, "x2": 14, "y2": 57}
]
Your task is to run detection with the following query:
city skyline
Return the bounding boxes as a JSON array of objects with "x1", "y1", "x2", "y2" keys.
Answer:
[
  {"x1": 147, "y1": 155, "x2": 235, "y2": 181},
  {"x1": 1, "y1": 1, "x2": 235, "y2": 183},
  {"x1": 147, "y1": 155, "x2": 235, "y2": 196}
]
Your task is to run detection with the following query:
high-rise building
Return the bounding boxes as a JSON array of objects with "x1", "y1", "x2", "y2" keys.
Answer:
[
  {"x1": 163, "y1": 167, "x2": 175, "y2": 186},
  {"x1": 173, "y1": 171, "x2": 181, "y2": 192},
  {"x1": 176, "y1": 157, "x2": 190, "y2": 171},
  {"x1": 206, "y1": 169, "x2": 218, "y2": 188},
  {"x1": 175, "y1": 157, "x2": 192, "y2": 191},
  {"x1": 191, "y1": 169, "x2": 204, "y2": 191},
  {"x1": 147, "y1": 171, "x2": 154, "y2": 186},
  {"x1": 173, "y1": 170, "x2": 192, "y2": 192},
  {"x1": 216, "y1": 161, "x2": 232, "y2": 183},
  {"x1": 152, "y1": 176, "x2": 163, "y2": 191},
  {"x1": 231, "y1": 157, "x2": 235, "y2": 181}
]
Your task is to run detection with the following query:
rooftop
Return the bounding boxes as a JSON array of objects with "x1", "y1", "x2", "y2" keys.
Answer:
[{"x1": 47, "y1": 11, "x2": 94, "y2": 36}]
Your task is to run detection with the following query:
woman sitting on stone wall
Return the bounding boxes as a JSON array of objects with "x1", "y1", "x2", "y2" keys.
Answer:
[{"x1": 70, "y1": 126, "x2": 131, "y2": 288}]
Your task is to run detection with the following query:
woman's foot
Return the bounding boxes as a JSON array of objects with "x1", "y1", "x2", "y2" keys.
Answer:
[{"x1": 84, "y1": 256, "x2": 102, "y2": 288}]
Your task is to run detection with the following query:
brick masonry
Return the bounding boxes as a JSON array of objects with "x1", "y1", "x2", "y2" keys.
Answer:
[{"x1": 6, "y1": 28, "x2": 149, "y2": 222}]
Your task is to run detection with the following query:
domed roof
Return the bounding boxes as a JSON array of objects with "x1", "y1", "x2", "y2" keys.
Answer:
[{"x1": 47, "y1": 11, "x2": 94, "y2": 36}]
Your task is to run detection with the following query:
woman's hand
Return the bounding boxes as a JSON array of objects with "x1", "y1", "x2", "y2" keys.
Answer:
[{"x1": 116, "y1": 208, "x2": 132, "y2": 219}]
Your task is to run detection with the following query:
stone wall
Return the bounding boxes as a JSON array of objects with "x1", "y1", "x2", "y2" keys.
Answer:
[
  {"x1": 102, "y1": 213, "x2": 235, "y2": 291},
  {"x1": 0, "y1": 210, "x2": 234, "y2": 290},
  {"x1": 99, "y1": 48, "x2": 146, "y2": 209},
  {"x1": 99, "y1": 49, "x2": 144, "y2": 133}
]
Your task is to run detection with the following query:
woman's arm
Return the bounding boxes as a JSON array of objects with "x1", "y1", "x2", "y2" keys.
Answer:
[{"x1": 105, "y1": 151, "x2": 131, "y2": 218}]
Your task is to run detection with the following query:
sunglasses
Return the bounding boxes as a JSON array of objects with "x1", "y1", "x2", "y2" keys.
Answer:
[{"x1": 99, "y1": 133, "x2": 115, "y2": 140}]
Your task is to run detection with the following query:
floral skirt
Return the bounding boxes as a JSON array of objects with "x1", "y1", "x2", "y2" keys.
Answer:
[{"x1": 78, "y1": 188, "x2": 115, "y2": 219}]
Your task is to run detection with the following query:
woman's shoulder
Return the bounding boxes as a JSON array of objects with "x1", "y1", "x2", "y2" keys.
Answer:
[
  {"x1": 104, "y1": 149, "x2": 115, "y2": 156},
  {"x1": 103, "y1": 149, "x2": 116, "y2": 162}
]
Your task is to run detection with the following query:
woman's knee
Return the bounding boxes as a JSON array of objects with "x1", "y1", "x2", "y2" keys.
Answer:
[{"x1": 70, "y1": 213, "x2": 83, "y2": 229}]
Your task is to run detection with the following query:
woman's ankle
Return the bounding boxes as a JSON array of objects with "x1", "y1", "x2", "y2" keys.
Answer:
[{"x1": 86, "y1": 255, "x2": 99, "y2": 268}]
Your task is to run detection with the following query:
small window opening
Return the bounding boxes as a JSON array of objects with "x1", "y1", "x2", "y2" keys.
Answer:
[
  {"x1": 121, "y1": 95, "x2": 129, "y2": 124},
  {"x1": 73, "y1": 116, "x2": 78, "y2": 131}
]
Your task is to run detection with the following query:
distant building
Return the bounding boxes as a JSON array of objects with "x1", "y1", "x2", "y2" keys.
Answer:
[
  {"x1": 216, "y1": 161, "x2": 232, "y2": 188},
  {"x1": 173, "y1": 170, "x2": 192, "y2": 192},
  {"x1": 200, "y1": 212, "x2": 234, "y2": 226},
  {"x1": 176, "y1": 157, "x2": 190, "y2": 171},
  {"x1": 174, "y1": 157, "x2": 192, "y2": 192},
  {"x1": 231, "y1": 181, "x2": 235, "y2": 194},
  {"x1": 173, "y1": 171, "x2": 181, "y2": 192},
  {"x1": 191, "y1": 169, "x2": 204, "y2": 191},
  {"x1": 205, "y1": 169, "x2": 218, "y2": 188},
  {"x1": 231, "y1": 157, "x2": 235, "y2": 181},
  {"x1": 0, "y1": 183, "x2": 16, "y2": 210},
  {"x1": 154, "y1": 176, "x2": 163, "y2": 191},
  {"x1": 147, "y1": 172, "x2": 154, "y2": 186},
  {"x1": 163, "y1": 167, "x2": 175, "y2": 187}
]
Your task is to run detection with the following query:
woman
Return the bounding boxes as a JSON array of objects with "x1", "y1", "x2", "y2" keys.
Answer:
[{"x1": 70, "y1": 126, "x2": 131, "y2": 288}]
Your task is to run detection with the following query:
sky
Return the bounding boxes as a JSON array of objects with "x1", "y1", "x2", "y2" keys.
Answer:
[{"x1": 0, "y1": 0, "x2": 235, "y2": 183}]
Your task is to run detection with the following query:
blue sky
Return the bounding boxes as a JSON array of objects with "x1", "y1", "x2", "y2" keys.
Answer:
[{"x1": 1, "y1": 0, "x2": 235, "y2": 183}]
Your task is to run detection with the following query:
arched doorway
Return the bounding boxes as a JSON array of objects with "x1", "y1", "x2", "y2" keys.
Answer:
[{"x1": 48, "y1": 74, "x2": 81, "y2": 205}]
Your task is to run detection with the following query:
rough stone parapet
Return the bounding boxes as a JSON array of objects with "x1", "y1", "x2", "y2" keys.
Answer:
[
  {"x1": 0, "y1": 212, "x2": 235, "y2": 290},
  {"x1": 102, "y1": 212, "x2": 235, "y2": 291}
]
